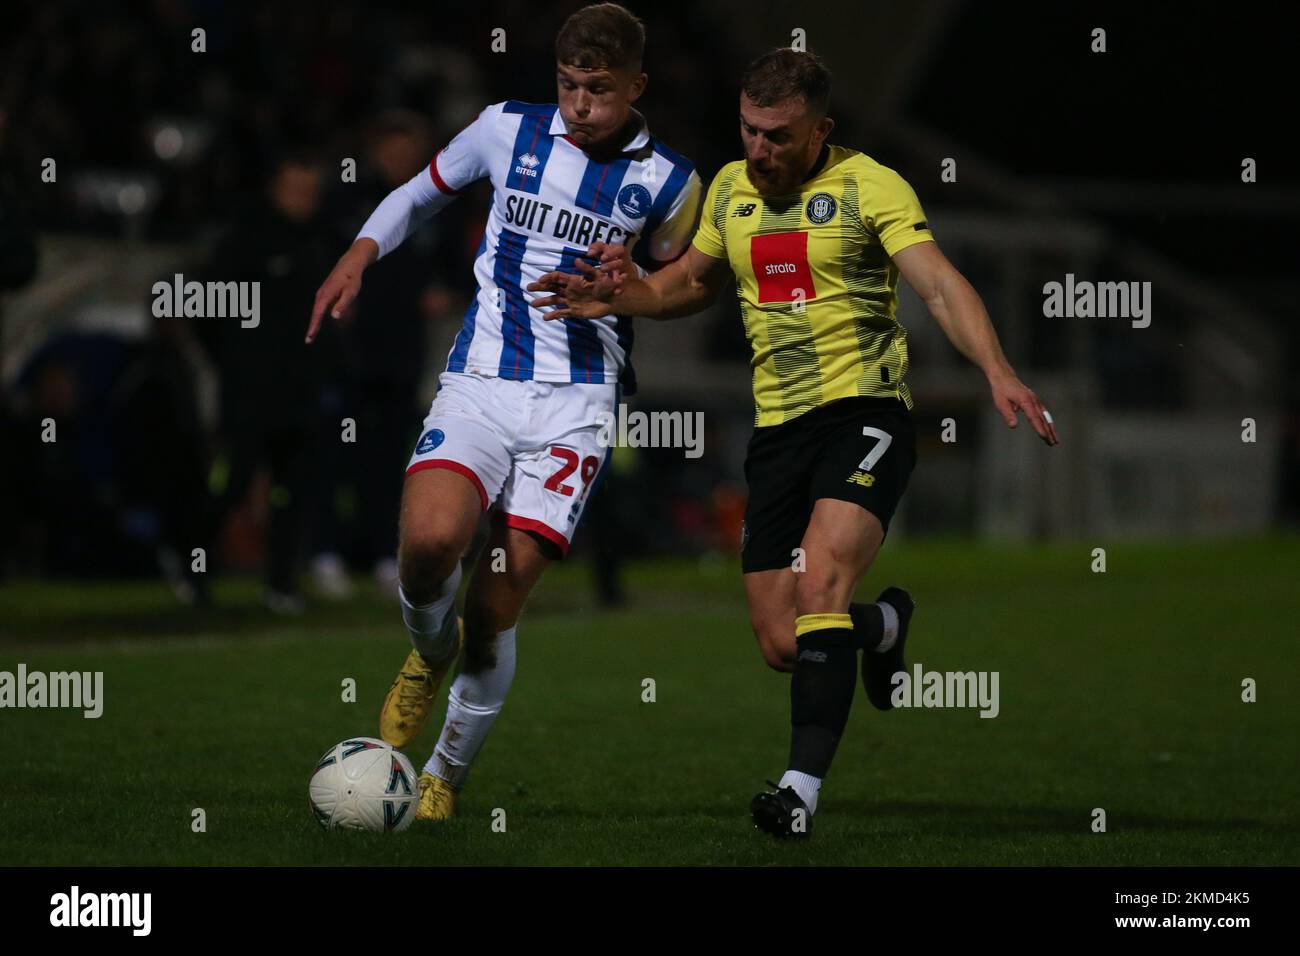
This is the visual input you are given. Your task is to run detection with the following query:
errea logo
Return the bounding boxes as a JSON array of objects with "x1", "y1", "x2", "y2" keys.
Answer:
[{"x1": 515, "y1": 152, "x2": 541, "y2": 178}]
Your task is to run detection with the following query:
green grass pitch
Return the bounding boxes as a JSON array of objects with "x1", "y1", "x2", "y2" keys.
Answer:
[{"x1": 1, "y1": 536, "x2": 1296, "y2": 866}]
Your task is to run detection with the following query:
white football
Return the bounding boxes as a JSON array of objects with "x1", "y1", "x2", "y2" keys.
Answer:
[{"x1": 309, "y1": 737, "x2": 417, "y2": 832}]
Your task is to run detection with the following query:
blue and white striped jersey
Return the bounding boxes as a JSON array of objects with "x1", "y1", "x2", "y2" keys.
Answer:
[{"x1": 361, "y1": 100, "x2": 701, "y2": 393}]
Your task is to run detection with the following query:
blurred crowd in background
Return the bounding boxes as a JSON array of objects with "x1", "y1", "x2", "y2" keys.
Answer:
[
  {"x1": 1, "y1": 1, "x2": 1296, "y2": 608},
  {"x1": 0, "y1": 1, "x2": 751, "y2": 607}
]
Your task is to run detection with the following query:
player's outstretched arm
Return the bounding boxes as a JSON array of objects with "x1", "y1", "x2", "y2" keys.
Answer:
[
  {"x1": 528, "y1": 243, "x2": 730, "y2": 321},
  {"x1": 307, "y1": 150, "x2": 467, "y2": 344},
  {"x1": 893, "y1": 240, "x2": 1059, "y2": 446},
  {"x1": 306, "y1": 238, "x2": 378, "y2": 343}
]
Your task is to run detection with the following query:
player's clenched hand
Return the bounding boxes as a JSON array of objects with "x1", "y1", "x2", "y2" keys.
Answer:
[
  {"x1": 307, "y1": 240, "x2": 376, "y2": 343},
  {"x1": 989, "y1": 371, "x2": 1059, "y2": 445},
  {"x1": 527, "y1": 256, "x2": 622, "y2": 320}
]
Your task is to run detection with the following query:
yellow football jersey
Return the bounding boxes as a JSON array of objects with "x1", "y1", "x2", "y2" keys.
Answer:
[{"x1": 692, "y1": 145, "x2": 933, "y2": 426}]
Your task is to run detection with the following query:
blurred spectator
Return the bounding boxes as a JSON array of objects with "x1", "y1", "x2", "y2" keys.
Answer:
[
  {"x1": 7, "y1": 332, "x2": 162, "y2": 577},
  {"x1": 111, "y1": 310, "x2": 211, "y2": 602},
  {"x1": 310, "y1": 109, "x2": 469, "y2": 598},
  {"x1": 194, "y1": 151, "x2": 339, "y2": 612},
  {"x1": 0, "y1": 108, "x2": 38, "y2": 292},
  {"x1": 0, "y1": 105, "x2": 40, "y2": 580}
]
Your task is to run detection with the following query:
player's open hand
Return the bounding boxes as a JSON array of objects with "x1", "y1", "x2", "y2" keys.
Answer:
[
  {"x1": 989, "y1": 372, "x2": 1059, "y2": 445},
  {"x1": 528, "y1": 255, "x2": 623, "y2": 320},
  {"x1": 307, "y1": 242, "x2": 374, "y2": 343}
]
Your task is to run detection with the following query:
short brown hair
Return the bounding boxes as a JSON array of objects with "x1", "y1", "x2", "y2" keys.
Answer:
[
  {"x1": 740, "y1": 48, "x2": 831, "y2": 115},
  {"x1": 555, "y1": 3, "x2": 646, "y2": 72}
]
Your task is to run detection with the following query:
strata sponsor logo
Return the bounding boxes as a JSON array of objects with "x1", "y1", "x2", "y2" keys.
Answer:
[
  {"x1": 595, "y1": 404, "x2": 703, "y2": 459},
  {"x1": 152, "y1": 273, "x2": 260, "y2": 328},
  {"x1": 1042, "y1": 273, "x2": 1151, "y2": 328},
  {"x1": 0, "y1": 664, "x2": 103, "y2": 718},
  {"x1": 890, "y1": 664, "x2": 999, "y2": 718},
  {"x1": 50, "y1": 886, "x2": 151, "y2": 936},
  {"x1": 751, "y1": 231, "x2": 815, "y2": 304}
]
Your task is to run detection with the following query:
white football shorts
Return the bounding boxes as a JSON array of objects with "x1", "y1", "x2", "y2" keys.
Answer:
[{"x1": 406, "y1": 371, "x2": 615, "y2": 555}]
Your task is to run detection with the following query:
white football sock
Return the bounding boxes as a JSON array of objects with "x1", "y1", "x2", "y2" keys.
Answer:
[
  {"x1": 778, "y1": 769, "x2": 821, "y2": 815},
  {"x1": 874, "y1": 600, "x2": 899, "y2": 654},
  {"x1": 426, "y1": 626, "x2": 517, "y2": 788},
  {"x1": 399, "y1": 560, "x2": 462, "y2": 664}
]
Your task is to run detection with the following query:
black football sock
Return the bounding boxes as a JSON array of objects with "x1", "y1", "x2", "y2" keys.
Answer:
[
  {"x1": 848, "y1": 601, "x2": 885, "y2": 651},
  {"x1": 787, "y1": 613, "x2": 859, "y2": 778}
]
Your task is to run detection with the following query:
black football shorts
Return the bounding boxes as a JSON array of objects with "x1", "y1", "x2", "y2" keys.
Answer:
[{"x1": 741, "y1": 396, "x2": 918, "y2": 573}]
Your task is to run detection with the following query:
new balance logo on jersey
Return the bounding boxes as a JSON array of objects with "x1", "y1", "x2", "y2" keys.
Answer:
[
  {"x1": 798, "y1": 649, "x2": 828, "y2": 663},
  {"x1": 846, "y1": 471, "x2": 876, "y2": 487},
  {"x1": 515, "y1": 152, "x2": 541, "y2": 178},
  {"x1": 733, "y1": 202, "x2": 757, "y2": 217}
]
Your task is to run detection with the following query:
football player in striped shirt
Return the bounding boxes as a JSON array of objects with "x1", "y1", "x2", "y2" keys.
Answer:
[
  {"x1": 307, "y1": 3, "x2": 701, "y2": 822},
  {"x1": 531, "y1": 48, "x2": 1058, "y2": 838}
]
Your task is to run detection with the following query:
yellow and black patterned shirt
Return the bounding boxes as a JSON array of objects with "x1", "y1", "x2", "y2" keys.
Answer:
[{"x1": 692, "y1": 145, "x2": 933, "y2": 426}]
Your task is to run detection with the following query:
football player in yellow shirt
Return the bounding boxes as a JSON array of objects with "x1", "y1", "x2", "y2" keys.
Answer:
[{"x1": 530, "y1": 48, "x2": 1058, "y2": 838}]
